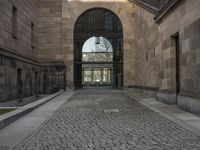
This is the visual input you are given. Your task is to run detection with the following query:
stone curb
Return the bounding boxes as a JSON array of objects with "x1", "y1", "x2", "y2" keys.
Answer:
[{"x1": 0, "y1": 90, "x2": 64, "y2": 130}]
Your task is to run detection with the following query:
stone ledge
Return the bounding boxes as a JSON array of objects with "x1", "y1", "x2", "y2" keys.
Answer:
[
  {"x1": 126, "y1": 87, "x2": 177, "y2": 105},
  {"x1": 126, "y1": 85, "x2": 158, "y2": 91},
  {"x1": 125, "y1": 86, "x2": 158, "y2": 97},
  {"x1": 0, "y1": 90, "x2": 64, "y2": 129}
]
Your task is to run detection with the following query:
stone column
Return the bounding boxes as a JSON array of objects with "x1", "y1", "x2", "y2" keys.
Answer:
[
  {"x1": 91, "y1": 67, "x2": 94, "y2": 85},
  {"x1": 101, "y1": 68, "x2": 104, "y2": 84}
]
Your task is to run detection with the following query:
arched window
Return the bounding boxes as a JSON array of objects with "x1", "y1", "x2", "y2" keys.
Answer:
[{"x1": 82, "y1": 36, "x2": 113, "y2": 62}]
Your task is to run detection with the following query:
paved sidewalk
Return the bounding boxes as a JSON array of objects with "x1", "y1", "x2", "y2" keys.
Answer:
[
  {"x1": 4, "y1": 89, "x2": 200, "y2": 150},
  {"x1": 0, "y1": 92, "x2": 74, "y2": 149},
  {"x1": 125, "y1": 89, "x2": 200, "y2": 135}
]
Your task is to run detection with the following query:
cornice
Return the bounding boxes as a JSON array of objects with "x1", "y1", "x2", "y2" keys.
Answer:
[
  {"x1": 154, "y1": 0, "x2": 181, "y2": 23},
  {"x1": 131, "y1": 0, "x2": 159, "y2": 14},
  {"x1": 131, "y1": 0, "x2": 181, "y2": 23}
]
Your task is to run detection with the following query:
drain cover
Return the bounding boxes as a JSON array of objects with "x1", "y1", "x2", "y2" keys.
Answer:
[{"x1": 103, "y1": 109, "x2": 120, "y2": 113}]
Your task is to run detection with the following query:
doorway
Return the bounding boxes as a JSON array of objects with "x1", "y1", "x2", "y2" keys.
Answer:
[
  {"x1": 17, "y1": 68, "x2": 23, "y2": 99},
  {"x1": 175, "y1": 34, "x2": 180, "y2": 95}
]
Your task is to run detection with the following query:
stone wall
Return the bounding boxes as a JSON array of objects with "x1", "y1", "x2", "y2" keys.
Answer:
[
  {"x1": 159, "y1": 0, "x2": 200, "y2": 113},
  {"x1": 0, "y1": 0, "x2": 66, "y2": 102},
  {"x1": 37, "y1": 0, "x2": 62, "y2": 60},
  {"x1": 0, "y1": 51, "x2": 43, "y2": 102},
  {"x1": 131, "y1": 5, "x2": 161, "y2": 89},
  {"x1": 0, "y1": 0, "x2": 38, "y2": 58},
  {"x1": 131, "y1": 0, "x2": 200, "y2": 112},
  {"x1": 61, "y1": 0, "x2": 136, "y2": 89},
  {"x1": 131, "y1": 0, "x2": 200, "y2": 94},
  {"x1": 158, "y1": 0, "x2": 200, "y2": 98},
  {"x1": 0, "y1": 0, "x2": 39, "y2": 102},
  {"x1": 35, "y1": 0, "x2": 137, "y2": 89},
  {"x1": 0, "y1": 49, "x2": 66, "y2": 102},
  {"x1": 43, "y1": 65, "x2": 66, "y2": 94}
]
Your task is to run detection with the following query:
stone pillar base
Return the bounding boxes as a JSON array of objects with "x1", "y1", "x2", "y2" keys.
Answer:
[
  {"x1": 66, "y1": 86, "x2": 75, "y2": 91},
  {"x1": 178, "y1": 96, "x2": 200, "y2": 115},
  {"x1": 156, "y1": 92, "x2": 177, "y2": 105}
]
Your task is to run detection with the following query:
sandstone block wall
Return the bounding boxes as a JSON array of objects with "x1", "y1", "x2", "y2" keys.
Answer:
[
  {"x1": 0, "y1": 0, "x2": 66, "y2": 102},
  {"x1": 0, "y1": 53, "x2": 44, "y2": 102},
  {"x1": 132, "y1": 0, "x2": 200, "y2": 99},
  {"x1": 0, "y1": 0, "x2": 37, "y2": 58},
  {"x1": 132, "y1": 5, "x2": 161, "y2": 89},
  {"x1": 158, "y1": 0, "x2": 200, "y2": 98},
  {"x1": 37, "y1": 0, "x2": 62, "y2": 60},
  {"x1": 61, "y1": 0, "x2": 136, "y2": 88},
  {"x1": 0, "y1": 0, "x2": 39, "y2": 102},
  {"x1": 0, "y1": 53, "x2": 65, "y2": 102},
  {"x1": 43, "y1": 65, "x2": 66, "y2": 93}
]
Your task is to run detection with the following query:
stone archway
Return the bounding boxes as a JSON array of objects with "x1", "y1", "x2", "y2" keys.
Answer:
[
  {"x1": 61, "y1": 0, "x2": 136, "y2": 90},
  {"x1": 73, "y1": 8, "x2": 123, "y2": 89}
]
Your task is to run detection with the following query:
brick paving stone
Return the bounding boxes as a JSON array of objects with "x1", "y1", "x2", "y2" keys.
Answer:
[{"x1": 4, "y1": 89, "x2": 200, "y2": 150}]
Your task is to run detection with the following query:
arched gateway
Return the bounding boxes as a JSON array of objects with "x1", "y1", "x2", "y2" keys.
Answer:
[{"x1": 74, "y1": 8, "x2": 123, "y2": 89}]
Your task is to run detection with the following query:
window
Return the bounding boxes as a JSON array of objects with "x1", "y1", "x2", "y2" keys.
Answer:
[
  {"x1": 104, "y1": 11, "x2": 113, "y2": 31},
  {"x1": 93, "y1": 68, "x2": 101, "y2": 83},
  {"x1": 82, "y1": 36, "x2": 113, "y2": 62},
  {"x1": 12, "y1": 6, "x2": 17, "y2": 39},
  {"x1": 83, "y1": 68, "x2": 92, "y2": 83},
  {"x1": 116, "y1": 20, "x2": 122, "y2": 31},
  {"x1": 116, "y1": 38, "x2": 123, "y2": 59},
  {"x1": 31, "y1": 23, "x2": 35, "y2": 49},
  {"x1": 103, "y1": 68, "x2": 111, "y2": 82}
]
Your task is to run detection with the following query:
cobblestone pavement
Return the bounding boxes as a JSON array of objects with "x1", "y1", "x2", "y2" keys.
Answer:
[{"x1": 9, "y1": 89, "x2": 200, "y2": 149}]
